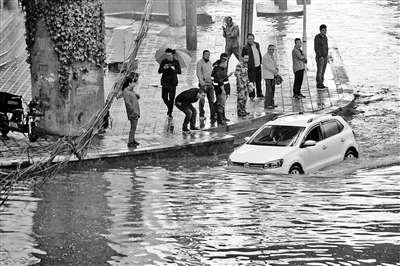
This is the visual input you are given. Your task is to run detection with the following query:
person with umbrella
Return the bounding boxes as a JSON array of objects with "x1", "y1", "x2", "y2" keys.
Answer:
[{"x1": 157, "y1": 48, "x2": 182, "y2": 118}]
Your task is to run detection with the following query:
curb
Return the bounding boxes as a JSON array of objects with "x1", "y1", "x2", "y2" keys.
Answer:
[
  {"x1": 320, "y1": 36, "x2": 355, "y2": 116},
  {"x1": 0, "y1": 133, "x2": 235, "y2": 168}
]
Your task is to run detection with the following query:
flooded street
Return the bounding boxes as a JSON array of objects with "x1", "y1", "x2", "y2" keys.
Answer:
[
  {"x1": 0, "y1": 0, "x2": 399, "y2": 265},
  {"x1": 1, "y1": 157, "x2": 399, "y2": 265}
]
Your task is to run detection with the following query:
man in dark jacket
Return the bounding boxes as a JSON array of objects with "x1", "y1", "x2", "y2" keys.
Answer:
[
  {"x1": 212, "y1": 58, "x2": 231, "y2": 126},
  {"x1": 175, "y1": 88, "x2": 206, "y2": 132},
  {"x1": 158, "y1": 48, "x2": 182, "y2": 118},
  {"x1": 314, "y1": 24, "x2": 329, "y2": 90},
  {"x1": 241, "y1": 33, "x2": 263, "y2": 99}
]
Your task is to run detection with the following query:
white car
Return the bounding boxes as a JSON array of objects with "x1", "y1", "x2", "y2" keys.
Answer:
[{"x1": 227, "y1": 113, "x2": 358, "y2": 174}]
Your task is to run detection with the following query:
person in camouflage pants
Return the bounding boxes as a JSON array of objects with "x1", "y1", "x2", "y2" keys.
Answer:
[{"x1": 234, "y1": 54, "x2": 250, "y2": 116}]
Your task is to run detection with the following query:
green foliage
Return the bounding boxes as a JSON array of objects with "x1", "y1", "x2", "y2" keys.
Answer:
[{"x1": 19, "y1": 0, "x2": 106, "y2": 94}]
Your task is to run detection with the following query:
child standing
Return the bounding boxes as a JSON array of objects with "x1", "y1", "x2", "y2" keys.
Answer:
[{"x1": 122, "y1": 76, "x2": 140, "y2": 148}]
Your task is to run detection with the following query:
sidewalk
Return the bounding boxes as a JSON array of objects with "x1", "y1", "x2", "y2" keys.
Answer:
[{"x1": 0, "y1": 18, "x2": 354, "y2": 167}]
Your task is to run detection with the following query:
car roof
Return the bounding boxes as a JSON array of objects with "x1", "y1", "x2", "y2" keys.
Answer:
[{"x1": 266, "y1": 113, "x2": 340, "y2": 127}]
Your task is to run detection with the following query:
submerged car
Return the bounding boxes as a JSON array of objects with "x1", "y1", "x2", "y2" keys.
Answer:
[{"x1": 228, "y1": 113, "x2": 358, "y2": 174}]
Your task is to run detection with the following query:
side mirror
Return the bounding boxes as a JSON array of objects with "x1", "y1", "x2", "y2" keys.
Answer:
[
  {"x1": 302, "y1": 140, "x2": 317, "y2": 147},
  {"x1": 244, "y1": 136, "x2": 251, "y2": 142}
]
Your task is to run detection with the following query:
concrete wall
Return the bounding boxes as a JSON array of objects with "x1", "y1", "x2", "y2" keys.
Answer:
[{"x1": 30, "y1": 19, "x2": 105, "y2": 136}]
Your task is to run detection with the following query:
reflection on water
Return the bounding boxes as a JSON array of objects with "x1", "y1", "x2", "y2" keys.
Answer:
[{"x1": 0, "y1": 157, "x2": 399, "y2": 265}]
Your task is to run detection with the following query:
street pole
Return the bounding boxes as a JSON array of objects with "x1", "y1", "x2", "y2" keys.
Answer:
[
  {"x1": 240, "y1": 0, "x2": 254, "y2": 49},
  {"x1": 185, "y1": 0, "x2": 197, "y2": 51},
  {"x1": 302, "y1": 0, "x2": 307, "y2": 56},
  {"x1": 168, "y1": 0, "x2": 185, "y2": 27}
]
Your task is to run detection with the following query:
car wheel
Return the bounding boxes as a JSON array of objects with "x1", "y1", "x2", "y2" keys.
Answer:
[
  {"x1": 289, "y1": 165, "x2": 303, "y2": 175},
  {"x1": 344, "y1": 149, "x2": 358, "y2": 160}
]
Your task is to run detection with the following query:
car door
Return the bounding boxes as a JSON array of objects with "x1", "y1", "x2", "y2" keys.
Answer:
[
  {"x1": 300, "y1": 124, "x2": 328, "y2": 173},
  {"x1": 320, "y1": 119, "x2": 345, "y2": 165}
]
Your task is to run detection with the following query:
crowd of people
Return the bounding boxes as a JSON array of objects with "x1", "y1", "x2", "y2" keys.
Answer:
[{"x1": 121, "y1": 17, "x2": 330, "y2": 147}]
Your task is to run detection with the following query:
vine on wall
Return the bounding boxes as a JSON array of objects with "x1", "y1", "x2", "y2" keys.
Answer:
[{"x1": 20, "y1": 0, "x2": 106, "y2": 94}]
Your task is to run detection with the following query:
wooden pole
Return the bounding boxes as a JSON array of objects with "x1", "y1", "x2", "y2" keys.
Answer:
[{"x1": 185, "y1": 0, "x2": 197, "y2": 51}]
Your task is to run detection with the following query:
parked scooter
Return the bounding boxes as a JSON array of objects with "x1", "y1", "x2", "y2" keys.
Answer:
[{"x1": 0, "y1": 92, "x2": 44, "y2": 142}]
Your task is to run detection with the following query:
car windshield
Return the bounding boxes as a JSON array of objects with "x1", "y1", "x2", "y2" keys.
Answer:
[{"x1": 248, "y1": 125, "x2": 305, "y2": 147}]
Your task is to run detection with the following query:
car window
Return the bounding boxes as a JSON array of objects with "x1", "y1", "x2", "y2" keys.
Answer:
[
  {"x1": 250, "y1": 125, "x2": 305, "y2": 146},
  {"x1": 305, "y1": 125, "x2": 322, "y2": 142},
  {"x1": 321, "y1": 120, "x2": 343, "y2": 138}
]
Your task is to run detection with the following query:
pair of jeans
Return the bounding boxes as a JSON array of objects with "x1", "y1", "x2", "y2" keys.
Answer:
[
  {"x1": 293, "y1": 69, "x2": 304, "y2": 96},
  {"x1": 198, "y1": 84, "x2": 215, "y2": 119},
  {"x1": 248, "y1": 66, "x2": 262, "y2": 98},
  {"x1": 161, "y1": 84, "x2": 176, "y2": 114},
  {"x1": 175, "y1": 102, "x2": 197, "y2": 128},
  {"x1": 264, "y1": 79, "x2": 275, "y2": 108},
  {"x1": 128, "y1": 117, "x2": 138, "y2": 142},
  {"x1": 316, "y1": 57, "x2": 328, "y2": 87}
]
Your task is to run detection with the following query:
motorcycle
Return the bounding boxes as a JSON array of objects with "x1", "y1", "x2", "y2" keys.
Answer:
[{"x1": 0, "y1": 91, "x2": 44, "y2": 142}]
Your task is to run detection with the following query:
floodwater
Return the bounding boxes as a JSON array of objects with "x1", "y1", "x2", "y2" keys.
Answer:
[
  {"x1": 1, "y1": 0, "x2": 399, "y2": 265},
  {"x1": 0, "y1": 156, "x2": 399, "y2": 265}
]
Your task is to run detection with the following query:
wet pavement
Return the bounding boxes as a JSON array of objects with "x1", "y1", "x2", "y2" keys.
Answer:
[{"x1": 0, "y1": 15, "x2": 354, "y2": 167}]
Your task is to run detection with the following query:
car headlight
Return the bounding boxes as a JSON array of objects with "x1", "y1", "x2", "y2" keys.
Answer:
[
  {"x1": 264, "y1": 159, "x2": 283, "y2": 169},
  {"x1": 227, "y1": 158, "x2": 232, "y2": 166}
]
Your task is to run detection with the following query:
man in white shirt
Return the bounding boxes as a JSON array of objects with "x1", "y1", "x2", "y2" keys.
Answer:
[
  {"x1": 196, "y1": 50, "x2": 215, "y2": 122},
  {"x1": 262, "y1": 44, "x2": 279, "y2": 109}
]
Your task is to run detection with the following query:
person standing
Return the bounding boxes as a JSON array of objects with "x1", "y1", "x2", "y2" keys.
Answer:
[
  {"x1": 234, "y1": 54, "x2": 250, "y2": 116},
  {"x1": 175, "y1": 87, "x2": 206, "y2": 132},
  {"x1": 218, "y1": 53, "x2": 233, "y2": 121},
  {"x1": 122, "y1": 76, "x2": 140, "y2": 148},
  {"x1": 158, "y1": 48, "x2": 182, "y2": 118},
  {"x1": 211, "y1": 58, "x2": 229, "y2": 126},
  {"x1": 292, "y1": 38, "x2": 307, "y2": 99},
  {"x1": 262, "y1": 44, "x2": 279, "y2": 109},
  {"x1": 196, "y1": 50, "x2": 215, "y2": 122},
  {"x1": 314, "y1": 24, "x2": 329, "y2": 90},
  {"x1": 241, "y1": 33, "x2": 263, "y2": 99},
  {"x1": 222, "y1": 16, "x2": 240, "y2": 61}
]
